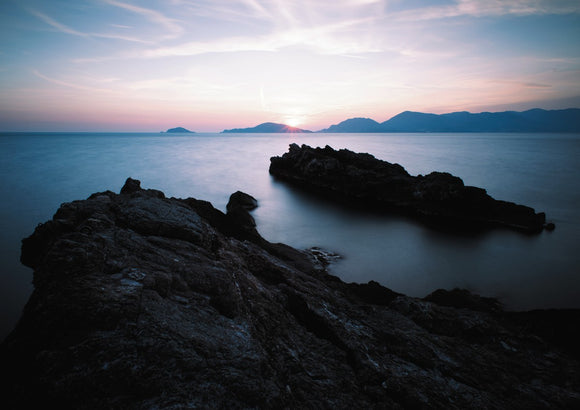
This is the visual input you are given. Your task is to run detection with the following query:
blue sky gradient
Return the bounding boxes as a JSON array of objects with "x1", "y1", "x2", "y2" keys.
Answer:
[{"x1": 1, "y1": 0, "x2": 579, "y2": 131}]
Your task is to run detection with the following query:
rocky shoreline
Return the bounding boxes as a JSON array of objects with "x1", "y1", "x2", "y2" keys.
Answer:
[
  {"x1": 270, "y1": 144, "x2": 553, "y2": 233},
  {"x1": 1, "y1": 178, "x2": 578, "y2": 409}
]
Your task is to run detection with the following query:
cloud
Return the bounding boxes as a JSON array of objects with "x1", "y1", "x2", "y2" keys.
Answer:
[
  {"x1": 490, "y1": 79, "x2": 553, "y2": 89},
  {"x1": 141, "y1": 16, "x2": 380, "y2": 58},
  {"x1": 31, "y1": 1, "x2": 185, "y2": 44},
  {"x1": 92, "y1": 33, "x2": 153, "y2": 44},
  {"x1": 29, "y1": 10, "x2": 88, "y2": 37},
  {"x1": 28, "y1": 9, "x2": 153, "y2": 43},
  {"x1": 390, "y1": 0, "x2": 580, "y2": 21},
  {"x1": 110, "y1": 23, "x2": 133, "y2": 29},
  {"x1": 102, "y1": 0, "x2": 183, "y2": 39},
  {"x1": 239, "y1": 0, "x2": 273, "y2": 20},
  {"x1": 32, "y1": 70, "x2": 114, "y2": 93},
  {"x1": 523, "y1": 82, "x2": 552, "y2": 88}
]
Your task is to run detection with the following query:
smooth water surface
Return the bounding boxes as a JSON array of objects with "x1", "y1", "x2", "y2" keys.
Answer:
[{"x1": 1, "y1": 132, "x2": 579, "y2": 339}]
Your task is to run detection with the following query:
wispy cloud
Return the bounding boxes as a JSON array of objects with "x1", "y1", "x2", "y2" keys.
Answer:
[
  {"x1": 110, "y1": 23, "x2": 133, "y2": 29},
  {"x1": 141, "y1": 16, "x2": 380, "y2": 58},
  {"x1": 391, "y1": 0, "x2": 580, "y2": 21},
  {"x1": 29, "y1": 9, "x2": 153, "y2": 43},
  {"x1": 102, "y1": 0, "x2": 183, "y2": 39},
  {"x1": 523, "y1": 82, "x2": 552, "y2": 88},
  {"x1": 125, "y1": 76, "x2": 242, "y2": 97},
  {"x1": 490, "y1": 78, "x2": 553, "y2": 89},
  {"x1": 92, "y1": 33, "x2": 153, "y2": 43},
  {"x1": 32, "y1": 69, "x2": 114, "y2": 93},
  {"x1": 29, "y1": 10, "x2": 88, "y2": 37}
]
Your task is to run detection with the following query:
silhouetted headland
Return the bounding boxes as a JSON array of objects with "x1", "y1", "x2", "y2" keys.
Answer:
[
  {"x1": 222, "y1": 122, "x2": 313, "y2": 133},
  {"x1": 1, "y1": 178, "x2": 578, "y2": 408},
  {"x1": 270, "y1": 144, "x2": 553, "y2": 233},
  {"x1": 164, "y1": 126, "x2": 194, "y2": 133},
  {"x1": 319, "y1": 108, "x2": 580, "y2": 132}
]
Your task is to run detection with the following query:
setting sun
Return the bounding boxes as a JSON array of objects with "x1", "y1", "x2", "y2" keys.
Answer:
[{"x1": 285, "y1": 117, "x2": 303, "y2": 128}]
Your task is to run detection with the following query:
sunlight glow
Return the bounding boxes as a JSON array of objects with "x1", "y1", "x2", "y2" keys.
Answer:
[
  {"x1": 285, "y1": 117, "x2": 303, "y2": 128},
  {"x1": 0, "y1": 0, "x2": 578, "y2": 131}
]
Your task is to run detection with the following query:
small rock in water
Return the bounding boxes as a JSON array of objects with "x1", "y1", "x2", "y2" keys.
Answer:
[{"x1": 306, "y1": 246, "x2": 341, "y2": 267}]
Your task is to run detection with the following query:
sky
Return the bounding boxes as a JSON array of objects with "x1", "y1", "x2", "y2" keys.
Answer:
[{"x1": 0, "y1": 0, "x2": 579, "y2": 132}]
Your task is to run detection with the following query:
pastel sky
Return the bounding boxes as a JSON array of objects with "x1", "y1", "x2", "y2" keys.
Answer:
[{"x1": 1, "y1": 0, "x2": 579, "y2": 132}]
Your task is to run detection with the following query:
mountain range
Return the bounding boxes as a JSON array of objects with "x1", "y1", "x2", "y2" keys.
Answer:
[
  {"x1": 170, "y1": 108, "x2": 579, "y2": 134},
  {"x1": 319, "y1": 108, "x2": 580, "y2": 133}
]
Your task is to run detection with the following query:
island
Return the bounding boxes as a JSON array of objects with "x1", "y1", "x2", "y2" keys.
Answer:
[
  {"x1": 270, "y1": 144, "x2": 552, "y2": 233},
  {"x1": 222, "y1": 122, "x2": 313, "y2": 133},
  {"x1": 320, "y1": 117, "x2": 383, "y2": 133},
  {"x1": 164, "y1": 127, "x2": 194, "y2": 133},
  {"x1": 318, "y1": 108, "x2": 580, "y2": 133},
  {"x1": 1, "y1": 177, "x2": 577, "y2": 408}
]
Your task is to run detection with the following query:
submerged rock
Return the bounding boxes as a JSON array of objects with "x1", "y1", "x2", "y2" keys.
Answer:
[
  {"x1": 1, "y1": 178, "x2": 578, "y2": 409},
  {"x1": 270, "y1": 144, "x2": 551, "y2": 233}
]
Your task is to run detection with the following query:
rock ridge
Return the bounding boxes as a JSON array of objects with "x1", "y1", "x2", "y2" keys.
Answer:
[
  {"x1": 1, "y1": 178, "x2": 578, "y2": 409},
  {"x1": 269, "y1": 144, "x2": 552, "y2": 233}
]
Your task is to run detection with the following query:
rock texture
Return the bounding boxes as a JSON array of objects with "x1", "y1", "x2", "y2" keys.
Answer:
[
  {"x1": 270, "y1": 144, "x2": 551, "y2": 233},
  {"x1": 2, "y1": 178, "x2": 578, "y2": 409}
]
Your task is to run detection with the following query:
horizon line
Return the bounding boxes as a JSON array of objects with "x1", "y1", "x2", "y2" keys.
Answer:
[{"x1": 1, "y1": 106, "x2": 579, "y2": 133}]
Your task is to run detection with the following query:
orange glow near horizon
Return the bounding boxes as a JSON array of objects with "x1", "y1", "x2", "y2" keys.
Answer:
[{"x1": 0, "y1": 1, "x2": 579, "y2": 132}]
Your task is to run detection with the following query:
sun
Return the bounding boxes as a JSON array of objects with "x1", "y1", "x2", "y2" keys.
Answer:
[{"x1": 285, "y1": 117, "x2": 303, "y2": 128}]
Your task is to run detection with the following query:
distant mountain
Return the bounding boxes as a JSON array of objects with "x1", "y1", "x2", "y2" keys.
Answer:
[
  {"x1": 318, "y1": 108, "x2": 580, "y2": 133},
  {"x1": 222, "y1": 122, "x2": 313, "y2": 133},
  {"x1": 165, "y1": 127, "x2": 194, "y2": 133},
  {"x1": 319, "y1": 118, "x2": 382, "y2": 133}
]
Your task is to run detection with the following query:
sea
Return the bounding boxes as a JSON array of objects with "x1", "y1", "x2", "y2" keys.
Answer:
[{"x1": 1, "y1": 132, "x2": 579, "y2": 340}]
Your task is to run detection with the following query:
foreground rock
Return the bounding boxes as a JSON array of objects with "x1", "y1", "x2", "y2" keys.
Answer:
[
  {"x1": 1, "y1": 179, "x2": 578, "y2": 409},
  {"x1": 270, "y1": 144, "x2": 551, "y2": 233}
]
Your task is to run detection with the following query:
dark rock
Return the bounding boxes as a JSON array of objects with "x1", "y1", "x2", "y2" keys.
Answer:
[
  {"x1": 346, "y1": 280, "x2": 401, "y2": 306},
  {"x1": 225, "y1": 190, "x2": 259, "y2": 240},
  {"x1": 424, "y1": 288, "x2": 503, "y2": 314},
  {"x1": 269, "y1": 144, "x2": 551, "y2": 234},
  {"x1": 120, "y1": 176, "x2": 141, "y2": 194},
  {"x1": 2, "y1": 179, "x2": 578, "y2": 409},
  {"x1": 227, "y1": 191, "x2": 258, "y2": 211},
  {"x1": 305, "y1": 246, "x2": 341, "y2": 269},
  {"x1": 505, "y1": 309, "x2": 580, "y2": 359},
  {"x1": 120, "y1": 177, "x2": 165, "y2": 198}
]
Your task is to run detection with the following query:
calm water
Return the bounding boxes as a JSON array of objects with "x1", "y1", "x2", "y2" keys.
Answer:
[{"x1": 1, "y1": 132, "x2": 580, "y2": 339}]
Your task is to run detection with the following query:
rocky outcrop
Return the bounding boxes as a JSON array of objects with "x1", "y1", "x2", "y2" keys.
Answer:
[
  {"x1": 270, "y1": 144, "x2": 551, "y2": 233},
  {"x1": 1, "y1": 179, "x2": 578, "y2": 409}
]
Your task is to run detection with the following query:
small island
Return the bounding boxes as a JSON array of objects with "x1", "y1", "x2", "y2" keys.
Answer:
[
  {"x1": 222, "y1": 122, "x2": 313, "y2": 133},
  {"x1": 164, "y1": 127, "x2": 194, "y2": 133}
]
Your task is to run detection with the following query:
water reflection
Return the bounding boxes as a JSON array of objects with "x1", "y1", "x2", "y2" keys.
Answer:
[{"x1": 259, "y1": 175, "x2": 569, "y2": 311}]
